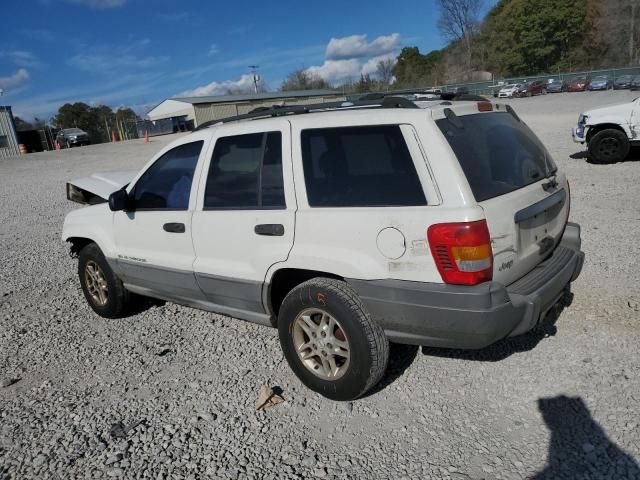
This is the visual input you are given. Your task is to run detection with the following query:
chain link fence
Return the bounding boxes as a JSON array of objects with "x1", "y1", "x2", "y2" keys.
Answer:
[{"x1": 441, "y1": 66, "x2": 640, "y2": 96}]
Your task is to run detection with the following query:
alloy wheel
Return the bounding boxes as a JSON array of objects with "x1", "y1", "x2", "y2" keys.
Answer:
[
  {"x1": 292, "y1": 308, "x2": 350, "y2": 380},
  {"x1": 85, "y1": 260, "x2": 109, "y2": 306}
]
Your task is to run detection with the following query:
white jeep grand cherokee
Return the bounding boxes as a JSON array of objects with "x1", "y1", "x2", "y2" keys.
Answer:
[{"x1": 63, "y1": 97, "x2": 584, "y2": 400}]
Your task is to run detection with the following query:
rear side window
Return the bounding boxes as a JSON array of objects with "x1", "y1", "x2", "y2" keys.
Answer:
[
  {"x1": 204, "y1": 131, "x2": 285, "y2": 209},
  {"x1": 301, "y1": 125, "x2": 426, "y2": 207},
  {"x1": 436, "y1": 112, "x2": 556, "y2": 202}
]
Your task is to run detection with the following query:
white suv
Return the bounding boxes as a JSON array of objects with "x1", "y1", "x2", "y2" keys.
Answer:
[
  {"x1": 63, "y1": 97, "x2": 584, "y2": 400},
  {"x1": 572, "y1": 96, "x2": 640, "y2": 163}
]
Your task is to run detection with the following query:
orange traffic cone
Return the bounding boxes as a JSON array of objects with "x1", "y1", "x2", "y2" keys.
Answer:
[
  {"x1": 111, "y1": 131, "x2": 117, "y2": 143},
  {"x1": 144, "y1": 130, "x2": 149, "y2": 143}
]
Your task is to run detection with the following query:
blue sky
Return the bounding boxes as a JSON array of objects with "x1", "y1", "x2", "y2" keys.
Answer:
[{"x1": 1, "y1": 0, "x2": 492, "y2": 121}]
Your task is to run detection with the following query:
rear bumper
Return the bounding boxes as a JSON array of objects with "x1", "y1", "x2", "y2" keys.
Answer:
[{"x1": 348, "y1": 223, "x2": 584, "y2": 349}]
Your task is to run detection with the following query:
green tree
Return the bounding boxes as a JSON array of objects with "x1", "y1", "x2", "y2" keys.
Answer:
[
  {"x1": 395, "y1": 47, "x2": 446, "y2": 87},
  {"x1": 13, "y1": 116, "x2": 33, "y2": 131}
]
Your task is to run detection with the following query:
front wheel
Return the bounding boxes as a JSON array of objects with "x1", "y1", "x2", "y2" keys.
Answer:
[
  {"x1": 78, "y1": 243, "x2": 131, "y2": 318},
  {"x1": 278, "y1": 278, "x2": 389, "y2": 401},
  {"x1": 588, "y1": 129, "x2": 630, "y2": 164}
]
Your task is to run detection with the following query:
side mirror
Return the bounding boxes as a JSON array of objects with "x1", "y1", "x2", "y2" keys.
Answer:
[{"x1": 108, "y1": 188, "x2": 129, "y2": 211}]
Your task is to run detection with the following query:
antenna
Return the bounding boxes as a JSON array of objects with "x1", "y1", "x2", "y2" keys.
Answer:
[{"x1": 248, "y1": 65, "x2": 260, "y2": 94}]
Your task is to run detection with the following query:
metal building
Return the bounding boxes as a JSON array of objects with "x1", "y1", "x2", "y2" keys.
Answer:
[
  {"x1": 147, "y1": 90, "x2": 346, "y2": 128},
  {"x1": 0, "y1": 106, "x2": 20, "y2": 158}
]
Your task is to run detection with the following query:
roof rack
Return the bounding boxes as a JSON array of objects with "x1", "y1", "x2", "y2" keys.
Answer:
[{"x1": 193, "y1": 96, "x2": 418, "y2": 131}]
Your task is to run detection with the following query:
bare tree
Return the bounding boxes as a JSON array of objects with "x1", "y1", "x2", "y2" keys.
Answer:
[
  {"x1": 280, "y1": 69, "x2": 332, "y2": 91},
  {"x1": 436, "y1": 0, "x2": 482, "y2": 76},
  {"x1": 376, "y1": 58, "x2": 396, "y2": 86}
]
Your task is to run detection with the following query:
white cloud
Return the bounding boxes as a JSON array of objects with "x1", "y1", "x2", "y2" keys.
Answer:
[
  {"x1": 305, "y1": 59, "x2": 361, "y2": 82},
  {"x1": 360, "y1": 53, "x2": 397, "y2": 76},
  {"x1": 305, "y1": 33, "x2": 401, "y2": 82},
  {"x1": 176, "y1": 74, "x2": 257, "y2": 97},
  {"x1": 326, "y1": 33, "x2": 400, "y2": 60},
  {"x1": 208, "y1": 44, "x2": 220, "y2": 56},
  {"x1": 0, "y1": 69, "x2": 30, "y2": 90},
  {"x1": 64, "y1": 0, "x2": 126, "y2": 8},
  {"x1": 0, "y1": 51, "x2": 44, "y2": 69},
  {"x1": 67, "y1": 40, "x2": 167, "y2": 74},
  {"x1": 17, "y1": 28, "x2": 55, "y2": 42},
  {"x1": 69, "y1": 53, "x2": 169, "y2": 73}
]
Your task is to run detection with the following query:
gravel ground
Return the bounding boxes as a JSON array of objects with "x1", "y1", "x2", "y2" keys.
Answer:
[{"x1": 1, "y1": 91, "x2": 639, "y2": 480}]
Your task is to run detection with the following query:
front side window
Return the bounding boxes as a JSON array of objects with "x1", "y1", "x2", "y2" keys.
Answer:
[
  {"x1": 301, "y1": 125, "x2": 426, "y2": 207},
  {"x1": 204, "y1": 131, "x2": 285, "y2": 209},
  {"x1": 132, "y1": 140, "x2": 203, "y2": 210}
]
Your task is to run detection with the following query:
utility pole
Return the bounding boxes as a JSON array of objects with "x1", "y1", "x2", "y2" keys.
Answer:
[
  {"x1": 248, "y1": 65, "x2": 260, "y2": 94},
  {"x1": 631, "y1": 1, "x2": 636, "y2": 66}
]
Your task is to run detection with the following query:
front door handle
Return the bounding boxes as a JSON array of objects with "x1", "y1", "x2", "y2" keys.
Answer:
[
  {"x1": 163, "y1": 222, "x2": 185, "y2": 233},
  {"x1": 254, "y1": 224, "x2": 284, "y2": 236}
]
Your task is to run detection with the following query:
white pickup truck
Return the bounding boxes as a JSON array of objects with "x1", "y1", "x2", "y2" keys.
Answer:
[
  {"x1": 63, "y1": 96, "x2": 584, "y2": 400},
  {"x1": 572, "y1": 96, "x2": 640, "y2": 163}
]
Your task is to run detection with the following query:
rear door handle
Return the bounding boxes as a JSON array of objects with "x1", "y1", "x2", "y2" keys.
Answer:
[
  {"x1": 163, "y1": 222, "x2": 185, "y2": 233},
  {"x1": 254, "y1": 224, "x2": 284, "y2": 236}
]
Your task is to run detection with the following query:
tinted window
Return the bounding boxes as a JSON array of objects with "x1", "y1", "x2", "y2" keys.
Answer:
[
  {"x1": 133, "y1": 141, "x2": 203, "y2": 210},
  {"x1": 204, "y1": 132, "x2": 285, "y2": 209},
  {"x1": 301, "y1": 125, "x2": 426, "y2": 207},
  {"x1": 436, "y1": 112, "x2": 556, "y2": 202}
]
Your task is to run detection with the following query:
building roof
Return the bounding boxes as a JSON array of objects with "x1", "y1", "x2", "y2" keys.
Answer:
[{"x1": 172, "y1": 89, "x2": 341, "y2": 105}]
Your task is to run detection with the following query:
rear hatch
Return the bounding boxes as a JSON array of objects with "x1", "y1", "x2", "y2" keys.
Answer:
[{"x1": 435, "y1": 106, "x2": 569, "y2": 285}]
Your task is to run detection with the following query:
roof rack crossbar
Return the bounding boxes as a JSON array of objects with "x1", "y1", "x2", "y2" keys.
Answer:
[{"x1": 193, "y1": 96, "x2": 419, "y2": 131}]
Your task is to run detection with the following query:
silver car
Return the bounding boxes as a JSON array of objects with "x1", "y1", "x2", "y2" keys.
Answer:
[{"x1": 57, "y1": 128, "x2": 91, "y2": 148}]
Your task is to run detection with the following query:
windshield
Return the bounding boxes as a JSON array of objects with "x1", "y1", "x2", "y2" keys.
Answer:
[
  {"x1": 617, "y1": 75, "x2": 632, "y2": 82},
  {"x1": 63, "y1": 128, "x2": 84, "y2": 134},
  {"x1": 593, "y1": 76, "x2": 607, "y2": 81},
  {"x1": 436, "y1": 111, "x2": 557, "y2": 202}
]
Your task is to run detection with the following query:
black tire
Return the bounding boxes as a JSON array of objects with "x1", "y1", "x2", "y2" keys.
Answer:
[
  {"x1": 588, "y1": 129, "x2": 630, "y2": 164},
  {"x1": 78, "y1": 243, "x2": 131, "y2": 318},
  {"x1": 278, "y1": 278, "x2": 389, "y2": 401}
]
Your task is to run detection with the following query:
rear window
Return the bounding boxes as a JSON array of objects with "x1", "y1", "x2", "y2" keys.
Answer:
[
  {"x1": 436, "y1": 111, "x2": 556, "y2": 202},
  {"x1": 301, "y1": 125, "x2": 426, "y2": 207}
]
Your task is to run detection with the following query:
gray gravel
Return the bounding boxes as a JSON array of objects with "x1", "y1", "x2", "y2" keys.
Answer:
[{"x1": 1, "y1": 91, "x2": 640, "y2": 479}]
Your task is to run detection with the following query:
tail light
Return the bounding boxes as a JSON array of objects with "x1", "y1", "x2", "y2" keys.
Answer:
[
  {"x1": 477, "y1": 101, "x2": 493, "y2": 112},
  {"x1": 427, "y1": 220, "x2": 493, "y2": 285}
]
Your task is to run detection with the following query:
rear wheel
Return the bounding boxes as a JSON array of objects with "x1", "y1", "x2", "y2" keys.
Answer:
[
  {"x1": 278, "y1": 278, "x2": 389, "y2": 401},
  {"x1": 78, "y1": 243, "x2": 131, "y2": 318},
  {"x1": 526, "y1": 91, "x2": 532, "y2": 97},
  {"x1": 588, "y1": 129, "x2": 630, "y2": 164}
]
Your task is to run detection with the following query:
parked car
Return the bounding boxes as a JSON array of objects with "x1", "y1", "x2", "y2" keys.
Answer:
[
  {"x1": 57, "y1": 128, "x2": 91, "y2": 148},
  {"x1": 497, "y1": 83, "x2": 521, "y2": 98},
  {"x1": 63, "y1": 97, "x2": 584, "y2": 401},
  {"x1": 613, "y1": 75, "x2": 634, "y2": 90},
  {"x1": 516, "y1": 80, "x2": 547, "y2": 97},
  {"x1": 546, "y1": 79, "x2": 567, "y2": 93},
  {"x1": 566, "y1": 76, "x2": 590, "y2": 92},
  {"x1": 630, "y1": 75, "x2": 640, "y2": 91},
  {"x1": 572, "y1": 96, "x2": 640, "y2": 163},
  {"x1": 587, "y1": 76, "x2": 612, "y2": 91}
]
